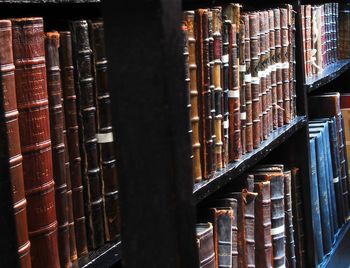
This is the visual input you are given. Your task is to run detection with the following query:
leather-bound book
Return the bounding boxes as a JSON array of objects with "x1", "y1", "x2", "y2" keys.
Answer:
[
  {"x1": 300, "y1": 5, "x2": 307, "y2": 75},
  {"x1": 284, "y1": 170, "x2": 296, "y2": 268},
  {"x1": 259, "y1": 12, "x2": 267, "y2": 141},
  {"x1": 304, "y1": 5, "x2": 312, "y2": 76},
  {"x1": 253, "y1": 180, "x2": 272, "y2": 268},
  {"x1": 212, "y1": 8, "x2": 223, "y2": 170},
  {"x1": 243, "y1": 14, "x2": 253, "y2": 153},
  {"x1": 238, "y1": 20, "x2": 246, "y2": 156},
  {"x1": 59, "y1": 31, "x2": 88, "y2": 256},
  {"x1": 196, "y1": 223, "x2": 216, "y2": 268},
  {"x1": 280, "y1": 8, "x2": 291, "y2": 124},
  {"x1": 264, "y1": 11, "x2": 272, "y2": 136},
  {"x1": 269, "y1": 10, "x2": 278, "y2": 130},
  {"x1": 89, "y1": 20, "x2": 120, "y2": 242},
  {"x1": 289, "y1": 7, "x2": 297, "y2": 119},
  {"x1": 45, "y1": 31, "x2": 71, "y2": 268},
  {"x1": 71, "y1": 20, "x2": 105, "y2": 249},
  {"x1": 12, "y1": 17, "x2": 60, "y2": 268},
  {"x1": 338, "y1": 3, "x2": 350, "y2": 59},
  {"x1": 249, "y1": 12, "x2": 261, "y2": 149},
  {"x1": 290, "y1": 168, "x2": 306, "y2": 268},
  {"x1": 274, "y1": 9, "x2": 284, "y2": 127},
  {"x1": 1, "y1": 19, "x2": 31, "y2": 267},
  {"x1": 195, "y1": 9, "x2": 214, "y2": 179},
  {"x1": 320, "y1": 5, "x2": 326, "y2": 69},
  {"x1": 184, "y1": 11, "x2": 202, "y2": 182}
]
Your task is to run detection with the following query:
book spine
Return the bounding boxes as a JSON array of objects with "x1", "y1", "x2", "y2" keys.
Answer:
[
  {"x1": 264, "y1": 11, "x2": 272, "y2": 136},
  {"x1": 284, "y1": 170, "x2": 296, "y2": 268},
  {"x1": 71, "y1": 20, "x2": 105, "y2": 249},
  {"x1": 254, "y1": 180, "x2": 272, "y2": 268},
  {"x1": 59, "y1": 31, "x2": 88, "y2": 256},
  {"x1": 196, "y1": 223, "x2": 216, "y2": 267},
  {"x1": 301, "y1": 6, "x2": 307, "y2": 76},
  {"x1": 338, "y1": 5, "x2": 350, "y2": 59},
  {"x1": 239, "y1": 20, "x2": 246, "y2": 156},
  {"x1": 274, "y1": 9, "x2": 284, "y2": 127},
  {"x1": 269, "y1": 10, "x2": 278, "y2": 130},
  {"x1": 12, "y1": 17, "x2": 60, "y2": 268},
  {"x1": 245, "y1": 190, "x2": 257, "y2": 268},
  {"x1": 290, "y1": 8, "x2": 297, "y2": 119},
  {"x1": 259, "y1": 12, "x2": 267, "y2": 141},
  {"x1": 231, "y1": 201, "x2": 238, "y2": 267},
  {"x1": 89, "y1": 21, "x2": 120, "y2": 242},
  {"x1": 45, "y1": 31, "x2": 71, "y2": 268},
  {"x1": 321, "y1": 6, "x2": 326, "y2": 69},
  {"x1": 0, "y1": 19, "x2": 31, "y2": 267},
  {"x1": 243, "y1": 14, "x2": 253, "y2": 153},
  {"x1": 185, "y1": 11, "x2": 202, "y2": 182},
  {"x1": 280, "y1": 8, "x2": 291, "y2": 125},
  {"x1": 305, "y1": 5, "x2": 312, "y2": 76},
  {"x1": 340, "y1": 114, "x2": 350, "y2": 216},
  {"x1": 195, "y1": 9, "x2": 214, "y2": 179},
  {"x1": 216, "y1": 209, "x2": 233, "y2": 268},
  {"x1": 249, "y1": 13, "x2": 261, "y2": 149}
]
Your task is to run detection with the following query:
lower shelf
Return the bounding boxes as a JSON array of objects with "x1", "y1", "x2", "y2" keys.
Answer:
[{"x1": 73, "y1": 240, "x2": 121, "y2": 268}]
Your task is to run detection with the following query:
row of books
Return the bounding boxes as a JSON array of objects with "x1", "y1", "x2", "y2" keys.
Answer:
[
  {"x1": 182, "y1": 4, "x2": 297, "y2": 183},
  {"x1": 196, "y1": 165, "x2": 305, "y2": 268},
  {"x1": 308, "y1": 93, "x2": 350, "y2": 265},
  {"x1": 2, "y1": 17, "x2": 119, "y2": 267}
]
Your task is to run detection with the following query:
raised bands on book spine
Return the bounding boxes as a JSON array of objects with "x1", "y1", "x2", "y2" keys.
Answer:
[
  {"x1": 238, "y1": 19, "x2": 246, "y2": 156},
  {"x1": 269, "y1": 10, "x2": 278, "y2": 130}
]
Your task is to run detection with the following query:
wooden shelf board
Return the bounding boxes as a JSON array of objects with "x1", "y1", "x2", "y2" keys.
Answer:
[
  {"x1": 193, "y1": 115, "x2": 307, "y2": 203},
  {"x1": 306, "y1": 59, "x2": 350, "y2": 93},
  {"x1": 73, "y1": 240, "x2": 121, "y2": 268}
]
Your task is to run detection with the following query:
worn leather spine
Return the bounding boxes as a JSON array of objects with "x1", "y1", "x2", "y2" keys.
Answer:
[
  {"x1": 89, "y1": 21, "x2": 120, "y2": 242},
  {"x1": 12, "y1": 17, "x2": 60, "y2": 268},
  {"x1": 185, "y1": 11, "x2": 202, "y2": 182},
  {"x1": 239, "y1": 20, "x2": 246, "y2": 156},
  {"x1": 269, "y1": 10, "x2": 278, "y2": 130},
  {"x1": 264, "y1": 11, "x2": 272, "y2": 136},
  {"x1": 1, "y1": 19, "x2": 31, "y2": 268},
  {"x1": 196, "y1": 223, "x2": 216, "y2": 268},
  {"x1": 249, "y1": 13, "x2": 260, "y2": 149},
  {"x1": 253, "y1": 180, "x2": 272, "y2": 268},
  {"x1": 338, "y1": 4, "x2": 350, "y2": 59},
  {"x1": 71, "y1": 20, "x2": 105, "y2": 249},
  {"x1": 284, "y1": 170, "x2": 296, "y2": 268},
  {"x1": 195, "y1": 9, "x2": 214, "y2": 179},
  {"x1": 288, "y1": 6, "x2": 296, "y2": 120},
  {"x1": 59, "y1": 31, "x2": 88, "y2": 256},
  {"x1": 45, "y1": 31, "x2": 71, "y2": 268},
  {"x1": 305, "y1": 5, "x2": 312, "y2": 76},
  {"x1": 258, "y1": 12, "x2": 266, "y2": 141}
]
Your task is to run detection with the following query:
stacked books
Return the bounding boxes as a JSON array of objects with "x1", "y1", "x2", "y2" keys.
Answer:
[
  {"x1": 182, "y1": 4, "x2": 297, "y2": 183},
  {"x1": 308, "y1": 92, "x2": 350, "y2": 265},
  {"x1": 1, "y1": 17, "x2": 119, "y2": 267},
  {"x1": 196, "y1": 164, "x2": 304, "y2": 268}
]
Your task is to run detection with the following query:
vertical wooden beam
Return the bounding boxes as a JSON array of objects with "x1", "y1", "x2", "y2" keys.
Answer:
[{"x1": 102, "y1": 0, "x2": 199, "y2": 267}]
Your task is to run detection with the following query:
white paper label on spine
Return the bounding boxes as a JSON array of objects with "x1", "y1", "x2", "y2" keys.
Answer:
[
  {"x1": 271, "y1": 64, "x2": 277, "y2": 71},
  {"x1": 97, "y1": 133, "x2": 114, "y2": 143},
  {"x1": 223, "y1": 120, "x2": 229, "y2": 129},
  {"x1": 244, "y1": 74, "x2": 252, "y2": 83},
  {"x1": 240, "y1": 112, "x2": 246, "y2": 120},
  {"x1": 251, "y1": 77, "x2": 259, "y2": 85},
  {"x1": 222, "y1": 54, "x2": 229, "y2": 63},
  {"x1": 282, "y1": 62, "x2": 289, "y2": 69},
  {"x1": 333, "y1": 177, "x2": 339, "y2": 183},
  {"x1": 228, "y1": 90, "x2": 239, "y2": 98},
  {"x1": 276, "y1": 62, "x2": 283, "y2": 69},
  {"x1": 270, "y1": 225, "x2": 285, "y2": 236},
  {"x1": 240, "y1": 65, "x2": 246, "y2": 72}
]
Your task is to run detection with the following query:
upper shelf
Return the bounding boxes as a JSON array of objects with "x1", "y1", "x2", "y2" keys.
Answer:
[
  {"x1": 305, "y1": 59, "x2": 350, "y2": 93},
  {"x1": 193, "y1": 115, "x2": 307, "y2": 203}
]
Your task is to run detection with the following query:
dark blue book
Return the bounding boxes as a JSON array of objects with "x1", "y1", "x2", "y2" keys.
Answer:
[
  {"x1": 309, "y1": 131, "x2": 332, "y2": 255},
  {"x1": 309, "y1": 137, "x2": 325, "y2": 264}
]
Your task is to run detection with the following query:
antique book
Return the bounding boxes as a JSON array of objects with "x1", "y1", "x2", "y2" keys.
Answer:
[
  {"x1": 243, "y1": 14, "x2": 253, "y2": 153},
  {"x1": 45, "y1": 31, "x2": 71, "y2": 268},
  {"x1": 71, "y1": 20, "x2": 105, "y2": 249},
  {"x1": 12, "y1": 17, "x2": 60, "y2": 267},
  {"x1": 320, "y1": 5, "x2": 326, "y2": 68},
  {"x1": 59, "y1": 31, "x2": 88, "y2": 256},
  {"x1": 274, "y1": 8, "x2": 284, "y2": 127},
  {"x1": 89, "y1": 20, "x2": 120, "y2": 242},
  {"x1": 301, "y1": 5, "x2": 307, "y2": 75},
  {"x1": 340, "y1": 93, "x2": 350, "y2": 175},
  {"x1": 1, "y1": 19, "x2": 31, "y2": 267},
  {"x1": 338, "y1": 3, "x2": 350, "y2": 59},
  {"x1": 289, "y1": 6, "x2": 297, "y2": 119},
  {"x1": 340, "y1": 114, "x2": 350, "y2": 213},
  {"x1": 258, "y1": 12, "x2": 265, "y2": 142},
  {"x1": 253, "y1": 180, "x2": 272, "y2": 268},
  {"x1": 269, "y1": 10, "x2": 278, "y2": 130},
  {"x1": 196, "y1": 223, "x2": 216, "y2": 268},
  {"x1": 305, "y1": 5, "x2": 312, "y2": 77},
  {"x1": 238, "y1": 19, "x2": 246, "y2": 156},
  {"x1": 284, "y1": 170, "x2": 296, "y2": 268},
  {"x1": 195, "y1": 9, "x2": 214, "y2": 179},
  {"x1": 249, "y1": 12, "x2": 261, "y2": 149},
  {"x1": 184, "y1": 11, "x2": 202, "y2": 182},
  {"x1": 290, "y1": 168, "x2": 306, "y2": 268},
  {"x1": 264, "y1": 11, "x2": 272, "y2": 136}
]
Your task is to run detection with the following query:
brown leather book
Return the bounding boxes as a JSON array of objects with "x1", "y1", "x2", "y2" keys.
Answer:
[
  {"x1": 305, "y1": 5, "x2": 312, "y2": 77},
  {"x1": 242, "y1": 14, "x2": 253, "y2": 153},
  {"x1": 280, "y1": 8, "x2": 291, "y2": 125},
  {"x1": 45, "y1": 31, "x2": 71, "y2": 268},
  {"x1": 289, "y1": 7, "x2": 296, "y2": 120},
  {"x1": 59, "y1": 31, "x2": 88, "y2": 256},
  {"x1": 195, "y1": 9, "x2": 214, "y2": 179},
  {"x1": 284, "y1": 170, "x2": 296, "y2": 268},
  {"x1": 259, "y1": 12, "x2": 267, "y2": 141},
  {"x1": 253, "y1": 180, "x2": 272, "y2": 268},
  {"x1": 239, "y1": 19, "x2": 246, "y2": 156},
  {"x1": 264, "y1": 11, "x2": 272, "y2": 136},
  {"x1": 12, "y1": 17, "x2": 60, "y2": 268},
  {"x1": 1, "y1": 19, "x2": 31, "y2": 268},
  {"x1": 184, "y1": 11, "x2": 202, "y2": 182},
  {"x1": 249, "y1": 13, "x2": 261, "y2": 149},
  {"x1": 89, "y1": 20, "x2": 120, "y2": 242},
  {"x1": 269, "y1": 10, "x2": 278, "y2": 130},
  {"x1": 196, "y1": 223, "x2": 216, "y2": 268},
  {"x1": 71, "y1": 20, "x2": 105, "y2": 249},
  {"x1": 338, "y1": 3, "x2": 350, "y2": 59}
]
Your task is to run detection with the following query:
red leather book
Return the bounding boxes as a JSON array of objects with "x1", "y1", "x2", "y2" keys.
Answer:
[
  {"x1": 45, "y1": 31, "x2": 71, "y2": 268},
  {"x1": 89, "y1": 20, "x2": 120, "y2": 242},
  {"x1": 59, "y1": 31, "x2": 88, "y2": 256},
  {"x1": 269, "y1": 10, "x2": 278, "y2": 130},
  {"x1": 71, "y1": 20, "x2": 105, "y2": 249},
  {"x1": 259, "y1": 12, "x2": 267, "y2": 141},
  {"x1": 184, "y1": 11, "x2": 202, "y2": 182},
  {"x1": 1, "y1": 19, "x2": 31, "y2": 268},
  {"x1": 12, "y1": 17, "x2": 60, "y2": 268}
]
